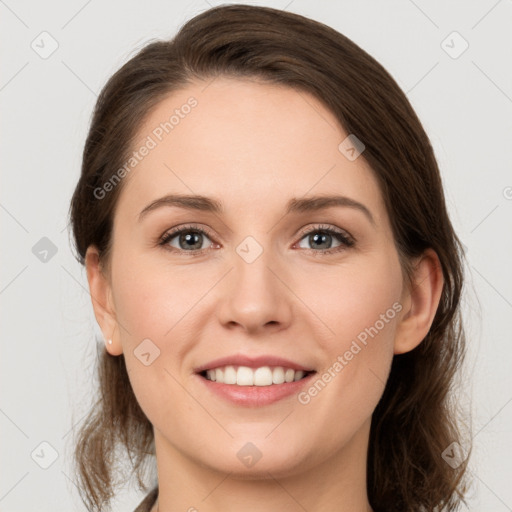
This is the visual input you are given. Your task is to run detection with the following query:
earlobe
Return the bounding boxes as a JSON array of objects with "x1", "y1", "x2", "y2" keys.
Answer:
[
  {"x1": 394, "y1": 248, "x2": 444, "y2": 355},
  {"x1": 85, "y1": 246, "x2": 123, "y2": 356}
]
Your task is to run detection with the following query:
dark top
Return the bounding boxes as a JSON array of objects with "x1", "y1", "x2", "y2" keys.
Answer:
[{"x1": 133, "y1": 487, "x2": 158, "y2": 512}]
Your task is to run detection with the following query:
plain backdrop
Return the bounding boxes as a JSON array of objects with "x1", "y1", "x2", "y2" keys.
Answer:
[{"x1": 1, "y1": 0, "x2": 511, "y2": 510}]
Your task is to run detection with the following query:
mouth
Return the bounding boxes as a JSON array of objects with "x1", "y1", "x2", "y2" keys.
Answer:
[{"x1": 197, "y1": 365, "x2": 316, "y2": 386}]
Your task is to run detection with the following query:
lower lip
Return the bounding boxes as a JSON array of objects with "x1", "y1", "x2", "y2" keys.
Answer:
[{"x1": 196, "y1": 373, "x2": 316, "y2": 407}]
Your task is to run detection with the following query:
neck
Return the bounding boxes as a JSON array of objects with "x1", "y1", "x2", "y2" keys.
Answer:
[{"x1": 151, "y1": 419, "x2": 374, "y2": 512}]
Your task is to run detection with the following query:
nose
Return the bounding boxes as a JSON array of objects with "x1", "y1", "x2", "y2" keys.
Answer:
[{"x1": 216, "y1": 243, "x2": 293, "y2": 335}]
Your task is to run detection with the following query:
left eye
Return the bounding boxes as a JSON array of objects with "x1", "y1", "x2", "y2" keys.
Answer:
[{"x1": 296, "y1": 229, "x2": 352, "y2": 251}]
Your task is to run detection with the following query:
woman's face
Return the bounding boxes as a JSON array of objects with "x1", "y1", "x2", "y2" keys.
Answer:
[{"x1": 99, "y1": 77, "x2": 408, "y2": 477}]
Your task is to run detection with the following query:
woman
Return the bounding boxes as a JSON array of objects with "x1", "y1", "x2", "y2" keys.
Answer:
[{"x1": 69, "y1": 4, "x2": 471, "y2": 511}]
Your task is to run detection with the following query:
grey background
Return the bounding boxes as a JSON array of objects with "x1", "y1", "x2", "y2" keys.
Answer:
[{"x1": 1, "y1": 0, "x2": 511, "y2": 510}]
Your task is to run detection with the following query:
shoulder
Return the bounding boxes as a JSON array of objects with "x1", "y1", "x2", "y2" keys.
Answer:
[{"x1": 133, "y1": 486, "x2": 158, "y2": 512}]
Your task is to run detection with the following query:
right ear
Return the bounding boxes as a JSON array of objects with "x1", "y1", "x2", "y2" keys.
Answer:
[{"x1": 85, "y1": 245, "x2": 123, "y2": 356}]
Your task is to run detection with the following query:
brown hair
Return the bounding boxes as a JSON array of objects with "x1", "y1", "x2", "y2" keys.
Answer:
[{"x1": 69, "y1": 4, "x2": 471, "y2": 511}]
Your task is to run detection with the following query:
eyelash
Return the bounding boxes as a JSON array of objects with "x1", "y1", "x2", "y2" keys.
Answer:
[{"x1": 158, "y1": 223, "x2": 355, "y2": 257}]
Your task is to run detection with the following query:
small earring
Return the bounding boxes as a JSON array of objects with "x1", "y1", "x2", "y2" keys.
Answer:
[{"x1": 108, "y1": 339, "x2": 113, "y2": 345}]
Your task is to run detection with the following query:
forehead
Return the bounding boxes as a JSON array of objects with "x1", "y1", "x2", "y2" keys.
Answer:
[{"x1": 116, "y1": 76, "x2": 386, "y2": 225}]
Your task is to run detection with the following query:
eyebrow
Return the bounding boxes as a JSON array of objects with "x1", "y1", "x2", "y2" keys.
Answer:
[{"x1": 138, "y1": 193, "x2": 375, "y2": 226}]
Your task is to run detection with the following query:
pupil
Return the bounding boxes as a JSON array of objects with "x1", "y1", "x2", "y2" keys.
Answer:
[
  {"x1": 311, "y1": 232, "x2": 331, "y2": 249},
  {"x1": 181, "y1": 232, "x2": 202, "y2": 250}
]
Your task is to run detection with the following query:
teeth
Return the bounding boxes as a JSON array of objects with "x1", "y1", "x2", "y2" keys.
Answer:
[
  {"x1": 237, "y1": 366, "x2": 254, "y2": 386},
  {"x1": 223, "y1": 365, "x2": 237, "y2": 384},
  {"x1": 203, "y1": 365, "x2": 309, "y2": 386},
  {"x1": 293, "y1": 370, "x2": 305, "y2": 381}
]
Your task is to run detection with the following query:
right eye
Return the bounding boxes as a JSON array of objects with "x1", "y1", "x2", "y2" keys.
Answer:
[{"x1": 159, "y1": 224, "x2": 217, "y2": 254}]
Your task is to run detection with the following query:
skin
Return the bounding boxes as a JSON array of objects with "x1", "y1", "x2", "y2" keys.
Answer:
[{"x1": 86, "y1": 76, "x2": 443, "y2": 512}]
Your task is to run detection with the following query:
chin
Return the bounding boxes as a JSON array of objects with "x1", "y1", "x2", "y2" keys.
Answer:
[{"x1": 195, "y1": 441, "x2": 314, "y2": 479}]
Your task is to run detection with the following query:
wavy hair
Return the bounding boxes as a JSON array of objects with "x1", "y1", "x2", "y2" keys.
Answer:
[{"x1": 68, "y1": 4, "x2": 471, "y2": 510}]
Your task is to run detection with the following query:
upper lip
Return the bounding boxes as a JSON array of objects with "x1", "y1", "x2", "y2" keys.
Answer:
[{"x1": 194, "y1": 354, "x2": 316, "y2": 374}]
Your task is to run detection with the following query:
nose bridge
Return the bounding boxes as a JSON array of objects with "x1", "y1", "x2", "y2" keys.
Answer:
[{"x1": 217, "y1": 233, "x2": 292, "y2": 332}]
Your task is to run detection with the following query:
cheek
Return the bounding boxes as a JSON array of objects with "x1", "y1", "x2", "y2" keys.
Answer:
[
  {"x1": 299, "y1": 251, "x2": 403, "y2": 347},
  {"x1": 295, "y1": 253, "x2": 402, "y2": 414},
  {"x1": 110, "y1": 253, "x2": 197, "y2": 425},
  {"x1": 110, "y1": 252, "x2": 211, "y2": 413},
  {"x1": 111, "y1": 250, "x2": 203, "y2": 342}
]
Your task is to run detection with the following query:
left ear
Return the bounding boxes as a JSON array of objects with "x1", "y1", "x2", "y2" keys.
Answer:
[{"x1": 394, "y1": 248, "x2": 444, "y2": 354}]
